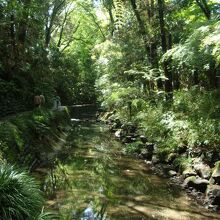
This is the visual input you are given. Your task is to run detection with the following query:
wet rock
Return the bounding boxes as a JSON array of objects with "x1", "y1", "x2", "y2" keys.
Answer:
[
  {"x1": 206, "y1": 185, "x2": 220, "y2": 205},
  {"x1": 210, "y1": 161, "x2": 220, "y2": 185},
  {"x1": 194, "y1": 162, "x2": 211, "y2": 179},
  {"x1": 140, "y1": 149, "x2": 149, "y2": 158},
  {"x1": 168, "y1": 170, "x2": 177, "y2": 177},
  {"x1": 152, "y1": 155, "x2": 160, "y2": 164},
  {"x1": 182, "y1": 167, "x2": 197, "y2": 178},
  {"x1": 145, "y1": 160, "x2": 152, "y2": 165},
  {"x1": 204, "y1": 150, "x2": 220, "y2": 166},
  {"x1": 183, "y1": 176, "x2": 209, "y2": 193}
]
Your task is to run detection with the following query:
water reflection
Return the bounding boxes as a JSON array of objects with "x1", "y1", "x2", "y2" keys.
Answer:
[{"x1": 45, "y1": 121, "x2": 220, "y2": 220}]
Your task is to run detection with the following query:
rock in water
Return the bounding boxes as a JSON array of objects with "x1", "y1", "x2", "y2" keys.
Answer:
[
  {"x1": 194, "y1": 162, "x2": 211, "y2": 179},
  {"x1": 183, "y1": 176, "x2": 209, "y2": 193},
  {"x1": 168, "y1": 170, "x2": 177, "y2": 177},
  {"x1": 206, "y1": 185, "x2": 220, "y2": 205}
]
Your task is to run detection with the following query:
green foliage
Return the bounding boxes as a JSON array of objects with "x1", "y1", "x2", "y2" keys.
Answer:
[
  {"x1": 123, "y1": 141, "x2": 143, "y2": 154},
  {"x1": 0, "y1": 108, "x2": 70, "y2": 165},
  {"x1": 0, "y1": 163, "x2": 43, "y2": 219},
  {"x1": 163, "y1": 20, "x2": 220, "y2": 87},
  {"x1": 0, "y1": 163, "x2": 56, "y2": 220}
]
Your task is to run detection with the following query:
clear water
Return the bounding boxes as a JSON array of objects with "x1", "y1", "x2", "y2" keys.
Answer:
[{"x1": 43, "y1": 120, "x2": 220, "y2": 220}]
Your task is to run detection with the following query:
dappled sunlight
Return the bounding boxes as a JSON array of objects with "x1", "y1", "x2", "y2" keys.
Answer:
[{"x1": 42, "y1": 121, "x2": 220, "y2": 219}]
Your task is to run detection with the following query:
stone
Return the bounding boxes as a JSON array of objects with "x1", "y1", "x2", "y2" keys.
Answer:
[
  {"x1": 210, "y1": 161, "x2": 220, "y2": 185},
  {"x1": 182, "y1": 167, "x2": 197, "y2": 178},
  {"x1": 152, "y1": 155, "x2": 160, "y2": 164},
  {"x1": 204, "y1": 150, "x2": 220, "y2": 166},
  {"x1": 140, "y1": 148, "x2": 153, "y2": 160},
  {"x1": 168, "y1": 170, "x2": 177, "y2": 177},
  {"x1": 194, "y1": 162, "x2": 211, "y2": 179},
  {"x1": 206, "y1": 185, "x2": 220, "y2": 205},
  {"x1": 183, "y1": 176, "x2": 209, "y2": 193}
]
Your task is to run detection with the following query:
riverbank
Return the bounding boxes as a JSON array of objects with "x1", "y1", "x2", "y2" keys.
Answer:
[
  {"x1": 101, "y1": 111, "x2": 220, "y2": 212},
  {"x1": 0, "y1": 107, "x2": 70, "y2": 169},
  {"x1": 0, "y1": 107, "x2": 71, "y2": 219}
]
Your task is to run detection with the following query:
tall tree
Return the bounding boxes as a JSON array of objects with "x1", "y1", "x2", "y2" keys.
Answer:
[{"x1": 158, "y1": 0, "x2": 173, "y2": 100}]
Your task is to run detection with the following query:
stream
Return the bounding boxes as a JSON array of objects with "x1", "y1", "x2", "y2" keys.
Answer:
[{"x1": 42, "y1": 107, "x2": 220, "y2": 220}]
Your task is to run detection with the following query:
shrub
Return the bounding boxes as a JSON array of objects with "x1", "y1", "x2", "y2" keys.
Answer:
[{"x1": 0, "y1": 163, "x2": 44, "y2": 220}]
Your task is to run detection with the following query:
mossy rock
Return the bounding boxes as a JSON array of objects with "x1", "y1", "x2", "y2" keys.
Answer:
[
  {"x1": 210, "y1": 161, "x2": 220, "y2": 185},
  {"x1": 206, "y1": 185, "x2": 220, "y2": 205},
  {"x1": 183, "y1": 176, "x2": 209, "y2": 192}
]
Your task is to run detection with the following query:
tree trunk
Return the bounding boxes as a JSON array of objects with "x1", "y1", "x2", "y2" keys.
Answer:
[
  {"x1": 130, "y1": 0, "x2": 148, "y2": 54},
  {"x1": 196, "y1": 0, "x2": 211, "y2": 20},
  {"x1": 18, "y1": 0, "x2": 31, "y2": 47},
  {"x1": 158, "y1": 0, "x2": 173, "y2": 101}
]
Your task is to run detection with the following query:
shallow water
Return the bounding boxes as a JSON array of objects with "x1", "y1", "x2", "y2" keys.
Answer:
[{"x1": 44, "y1": 120, "x2": 220, "y2": 220}]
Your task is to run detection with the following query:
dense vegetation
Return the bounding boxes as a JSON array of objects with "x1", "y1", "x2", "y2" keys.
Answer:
[
  {"x1": 94, "y1": 0, "x2": 220, "y2": 159},
  {"x1": 0, "y1": 0, "x2": 220, "y2": 218}
]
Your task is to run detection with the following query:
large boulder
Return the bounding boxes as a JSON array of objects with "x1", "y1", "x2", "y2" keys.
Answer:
[
  {"x1": 206, "y1": 185, "x2": 220, "y2": 205},
  {"x1": 183, "y1": 176, "x2": 209, "y2": 192},
  {"x1": 210, "y1": 161, "x2": 220, "y2": 185},
  {"x1": 182, "y1": 167, "x2": 197, "y2": 178},
  {"x1": 204, "y1": 150, "x2": 220, "y2": 166},
  {"x1": 193, "y1": 160, "x2": 211, "y2": 179}
]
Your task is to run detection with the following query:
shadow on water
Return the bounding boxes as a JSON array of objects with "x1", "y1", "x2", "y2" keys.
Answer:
[{"x1": 42, "y1": 106, "x2": 220, "y2": 220}]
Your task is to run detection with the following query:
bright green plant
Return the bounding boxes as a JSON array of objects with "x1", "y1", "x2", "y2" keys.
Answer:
[{"x1": 0, "y1": 163, "x2": 44, "y2": 219}]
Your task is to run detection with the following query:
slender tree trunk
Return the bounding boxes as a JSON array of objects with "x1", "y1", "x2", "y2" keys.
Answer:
[
  {"x1": 130, "y1": 0, "x2": 148, "y2": 54},
  {"x1": 57, "y1": 11, "x2": 68, "y2": 48},
  {"x1": 196, "y1": 0, "x2": 211, "y2": 20},
  {"x1": 193, "y1": 69, "x2": 199, "y2": 86},
  {"x1": 18, "y1": 0, "x2": 31, "y2": 47},
  {"x1": 158, "y1": 0, "x2": 173, "y2": 101}
]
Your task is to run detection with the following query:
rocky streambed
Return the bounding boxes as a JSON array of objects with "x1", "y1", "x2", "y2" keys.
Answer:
[{"x1": 103, "y1": 112, "x2": 220, "y2": 212}]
